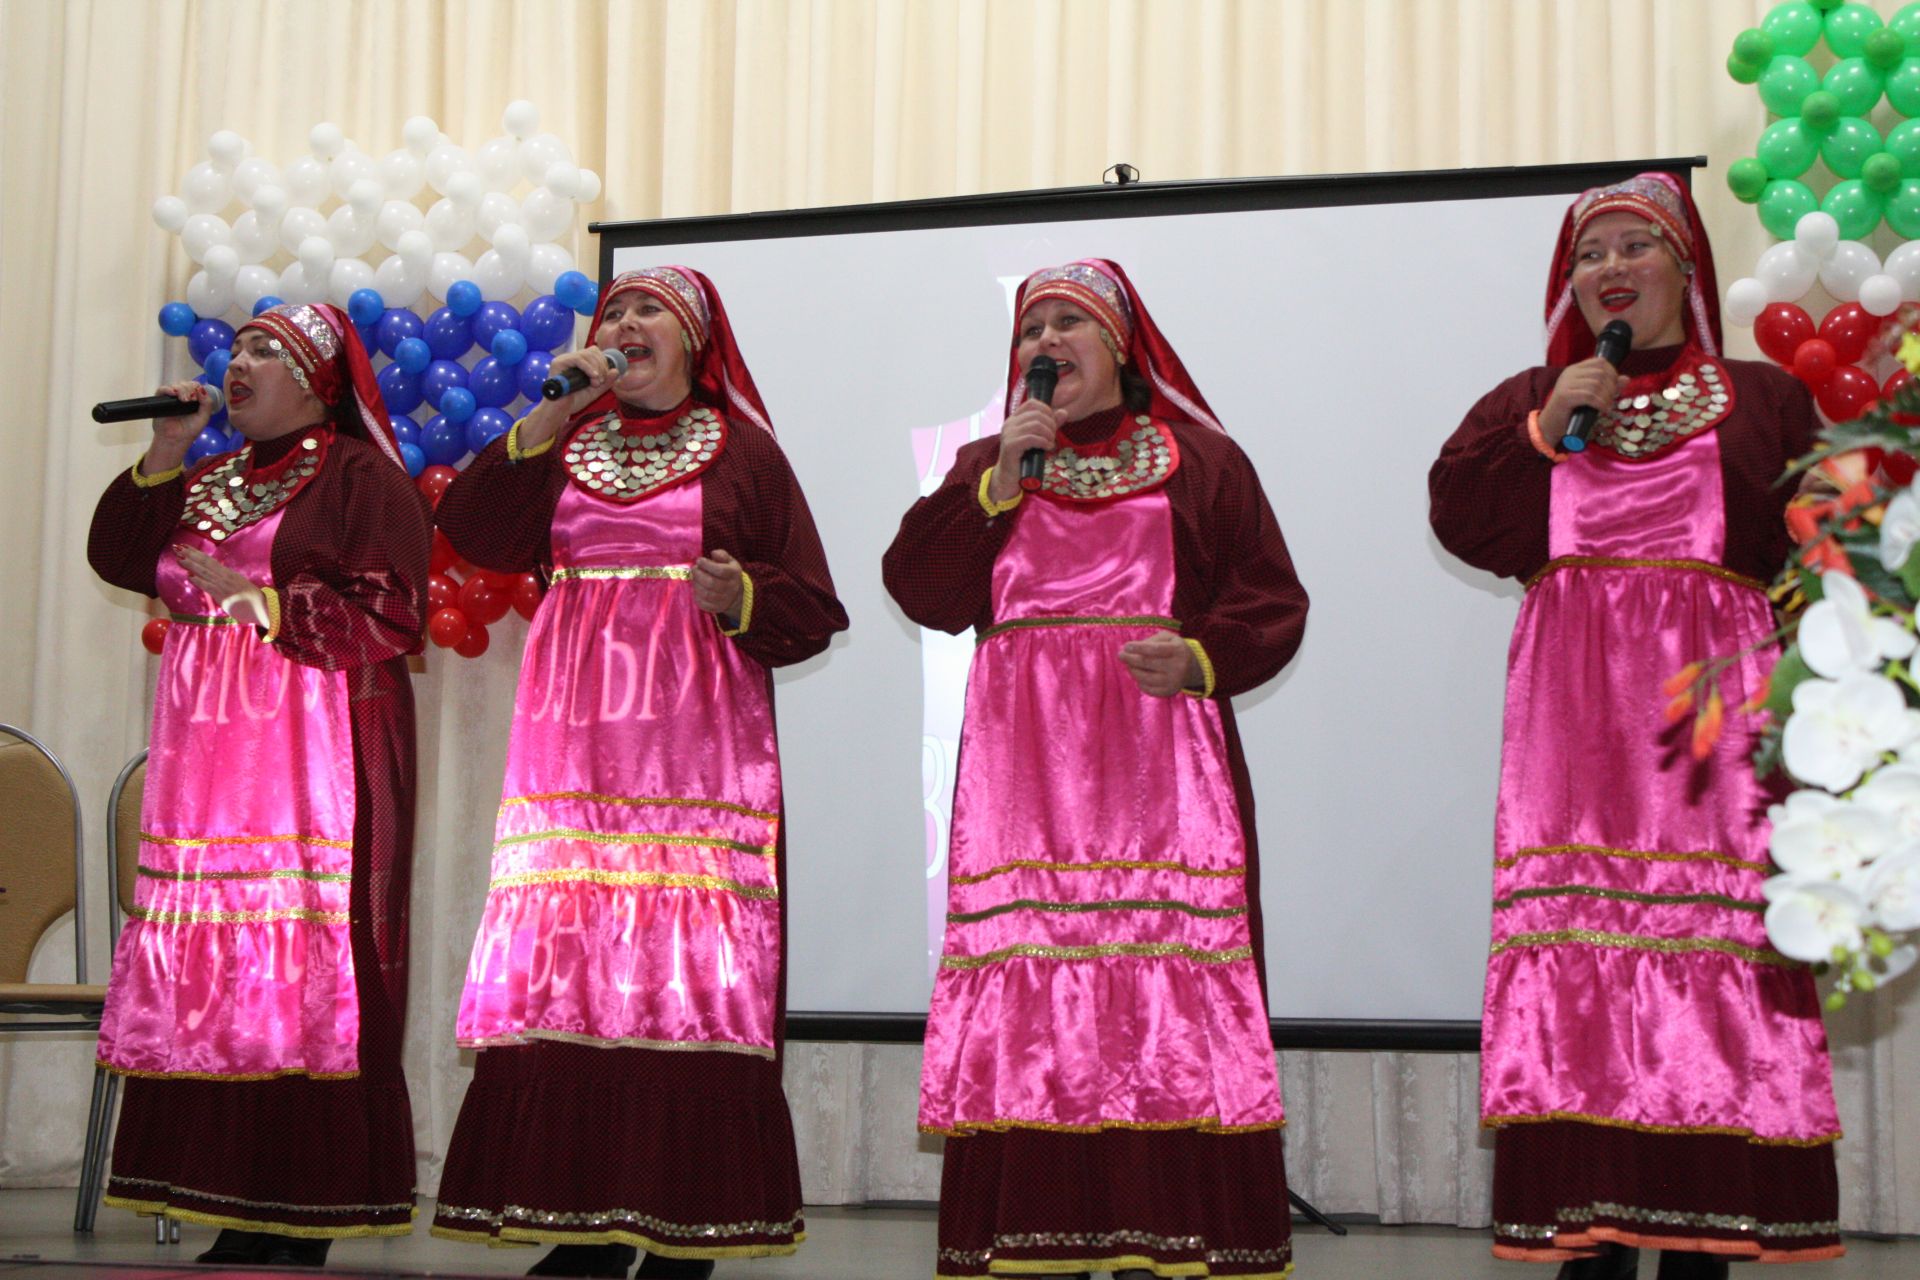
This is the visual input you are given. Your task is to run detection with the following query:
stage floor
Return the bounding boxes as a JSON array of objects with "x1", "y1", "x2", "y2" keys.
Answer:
[{"x1": 3, "y1": 1190, "x2": 1915, "y2": 1278}]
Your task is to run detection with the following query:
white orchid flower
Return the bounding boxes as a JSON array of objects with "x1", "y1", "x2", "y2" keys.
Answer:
[
  {"x1": 1880, "y1": 485, "x2": 1920, "y2": 572},
  {"x1": 1861, "y1": 846, "x2": 1920, "y2": 931},
  {"x1": 1798, "y1": 572, "x2": 1917, "y2": 678},
  {"x1": 1768, "y1": 789, "x2": 1898, "y2": 879},
  {"x1": 1763, "y1": 877, "x2": 1868, "y2": 962},
  {"x1": 1783, "y1": 673, "x2": 1920, "y2": 792},
  {"x1": 1852, "y1": 765, "x2": 1920, "y2": 843}
]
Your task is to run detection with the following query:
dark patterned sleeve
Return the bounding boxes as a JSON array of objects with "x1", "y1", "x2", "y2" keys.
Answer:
[
  {"x1": 1718, "y1": 361, "x2": 1819, "y2": 585},
  {"x1": 1428, "y1": 368, "x2": 1558, "y2": 582},
  {"x1": 88, "y1": 464, "x2": 188, "y2": 598},
  {"x1": 270, "y1": 450, "x2": 433, "y2": 670},
  {"x1": 436, "y1": 433, "x2": 567, "y2": 573},
  {"x1": 705, "y1": 428, "x2": 849, "y2": 668},
  {"x1": 881, "y1": 440, "x2": 1016, "y2": 634}
]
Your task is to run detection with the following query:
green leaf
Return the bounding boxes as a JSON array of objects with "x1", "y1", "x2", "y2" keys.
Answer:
[
  {"x1": 1766, "y1": 646, "x2": 1812, "y2": 722},
  {"x1": 1902, "y1": 544, "x2": 1920, "y2": 602},
  {"x1": 1846, "y1": 548, "x2": 1911, "y2": 609}
]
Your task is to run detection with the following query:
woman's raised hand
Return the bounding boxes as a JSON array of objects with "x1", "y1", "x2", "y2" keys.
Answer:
[
  {"x1": 142, "y1": 381, "x2": 215, "y2": 475},
  {"x1": 515, "y1": 348, "x2": 619, "y2": 453},
  {"x1": 989, "y1": 400, "x2": 1066, "y2": 504},
  {"x1": 1538, "y1": 357, "x2": 1623, "y2": 445}
]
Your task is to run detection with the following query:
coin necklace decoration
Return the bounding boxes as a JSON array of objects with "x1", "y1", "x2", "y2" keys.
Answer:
[
  {"x1": 563, "y1": 406, "x2": 728, "y2": 502},
  {"x1": 1589, "y1": 357, "x2": 1734, "y2": 459},
  {"x1": 1039, "y1": 416, "x2": 1181, "y2": 503},
  {"x1": 180, "y1": 428, "x2": 328, "y2": 542}
]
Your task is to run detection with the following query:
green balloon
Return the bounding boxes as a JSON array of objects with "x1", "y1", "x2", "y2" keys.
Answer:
[
  {"x1": 1758, "y1": 117, "x2": 1820, "y2": 178},
  {"x1": 1811, "y1": 0, "x2": 1846, "y2": 10},
  {"x1": 1894, "y1": 2, "x2": 1920, "y2": 42},
  {"x1": 1886, "y1": 118, "x2": 1920, "y2": 172},
  {"x1": 1866, "y1": 29, "x2": 1907, "y2": 71},
  {"x1": 1865, "y1": 152, "x2": 1903, "y2": 195},
  {"x1": 1759, "y1": 179, "x2": 1819, "y2": 240},
  {"x1": 1732, "y1": 27, "x2": 1776, "y2": 66},
  {"x1": 1822, "y1": 178, "x2": 1884, "y2": 240},
  {"x1": 1823, "y1": 57, "x2": 1885, "y2": 116},
  {"x1": 1825, "y1": 2, "x2": 1885, "y2": 59},
  {"x1": 1728, "y1": 53, "x2": 1764, "y2": 85},
  {"x1": 1887, "y1": 179, "x2": 1920, "y2": 238},
  {"x1": 1801, "y1": 89, "x2": 1842, "y2": 134},
  {"x1": 1820, "y1": 116, "x2": 1883, "y2": 178},
  {"x1": 1728, "y1": 157, "x2": 1771, "y2": 202},
  {"x1": 1761, "y1": 57, "x2": 1821, "y2": 116},
  {"x1": 1889, "y1": 58, "x2": 1920, "y2": 114},
  {"x1": 1764, "y1": 1, "x2": 1825, "y2": 56}
]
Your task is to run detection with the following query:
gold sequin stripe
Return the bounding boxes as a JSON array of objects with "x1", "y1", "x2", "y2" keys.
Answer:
[
  {"x1": 1492, "y1": 886, "x2": 1765, "y2": 913},
  {"x1": 1498, "y1": 1200, "x2": 1841, "y2": 1241},
  {"x1": 951, "y1": 858, "x2": 1243, "y2": 886},
  {"x1": 1524, "y1": 556, "x2": 1765, "y2": 593},
  {"x1": 947, "y1": 898, "x2": 1247, "y2": 924},
  {"x1": 141, "y1": 831, "x2": 353, "y2": 850},
  {"x1": 924, "y1": 1115, "x2": 1281, "y2": 1137},
  {"x1": 548, "y1": 566, "x2": 693, "y2": 583},
  {"x1": 167, "y1": 612, "x2": 245, "y2": 626},
  {"x1": 938, "y1": 1269, "x2": 1291, "y2": 1280},
  {"x1": 942, "y1": 942, "x2": 1254, "y2": 969},
  {"x1": 432, "y1": 1201, "x2": 802, "y2": 1258},
  {"x1": 939, "y1": 1232, "x2": 1294, "y2": 1273},
  {"x1": 978, "y1": 615, "x2": 1180, "y2": 642},
  {"x1": 127, "y1": 905, "x2": 348, "y2": 925},
  {"x1": 1490, "y1": 929, "x2": 1792, "y2": 968},
  {"x1": 137, "y1": 864, "x2": 351, "y2": 883},
  {"x1": 1483, "y1": 1110, "x2": 1839, "y2": 1147},
  {"x1": 1498, "y1": 843, "x2": 1767, "y2": 874},
  {"x1": 461, "y1": 1027, "x2": 776, "y2": 1060},
  {"x1": 500, "y1": 790, "x2": 779, "y2": 822},
  {"x1": 493, "y1": 828, "x2": 775, "y2": 858},
  {"x1": 488, "y1": 868, "x2": 778, "y2": 900},
  {"x1": 98, "y1": 1061, "x2": 360, "y2": 1081},
  {"x1": 104, "y1": 1179, "x2": 413, "y2": 1239}
]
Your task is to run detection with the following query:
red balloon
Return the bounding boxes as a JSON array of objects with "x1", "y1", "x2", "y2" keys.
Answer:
[
  {"x1": 427, "y1": 572, "x2": 460, "y2": 611},
  {"x1": 1754, "y1": 303, "x2": 1816, "y2": 366},
  {"x1": 417, "y1": 465, "x2": 458, "y2": 508},
  {"x1": 474, "y1": 568, "x2": 517, "y2": 591},
  {"x1": 511, "y1": 573, "x2": 544, "y2": 621},
  {"x1": 428, "y1": 607, "x2": 470, "y2": 648},
  {"x1": 1816, "y1": 364, "x2": 1879, "y2": 423},
  {"x1": 141, "y1": 617, "x2": 171, "y2": 655},
  {"x1": 430, "y1": 530, "x2": 459, "y2": 575},
  {"x1": 1791, "y1": 337, "x2": 1838, "y2": 388},
  {"x1": 458, "y1": 574, "x2": 511, "y2": 626},
  {"x1": 1817, "y1": 303, "x2": 1878, "y2": 366},
  {"x1": 454, "y1": 621, "x2": 491, "y2": 658}
]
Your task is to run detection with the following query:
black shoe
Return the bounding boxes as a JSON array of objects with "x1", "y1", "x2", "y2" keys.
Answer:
[
  {"x1": 1556, "y1": 1245, "x2": 1640, "y2": 1280},
  {"x1": 633, "y1": 1254, "x2": 714, "y2": 1278},
  {"x1": 530, "y1": 1244, "x2": 639, "y2": 1278},
  {"x1": 1655, "y1": 1252, "x2": 1730, "y2": 1280},
  {"x1": 195, "y1": 1229, "x2": 268, "y2": 1263},
  {"x1": 258, "y1": 1235, "x2": 332, "y2": 1268}
]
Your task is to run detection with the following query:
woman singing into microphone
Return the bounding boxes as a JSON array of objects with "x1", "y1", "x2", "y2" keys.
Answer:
[
  {"x1": 885, "y1": 259, "x2": 1308, "y2": 1280},
  {"x1": 1430, "y1": 174, "x2": 1840, "y2": 1278}
]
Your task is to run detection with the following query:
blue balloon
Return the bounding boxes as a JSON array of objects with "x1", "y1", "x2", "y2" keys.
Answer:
[
  {"x1": 375, "y1": 307, "x2": 424, "y2": 358},
  {"x1": 446, "y1": 280, "x2": 484, "y2": 318},
  {"x1": 422, "y1": 359, "x2": 469, "y2": 409},
  {"x1": 221, "y1": 427, "x2": 244, "y2": 452},
  {"x1": 423, "y1": 307, "x2": 474, "y2": 359},
  {"x1": 517, "y1": 350, "x2": 555, "y2": 402},
  {"x1": 203, "y1": 348, "x2": 232, "y2": 385},
  {"x1": 520, "y1": 294, "x2": 575, "y2": 351},
  {"x1": 188, "y1": 319, "x2": 236, "y2": 366},
  {"x1": 555, "y1": 271, "x2": 597, "y2": 314},
  {"x1": 376, "y1": 363, "x2": 425, "y2": 416},
  {"x1": 158, "y1": 302, "x2": 197, "y2": 337},
  {"x1": 393, "y1": 336, "x2": 433, "y2": 374},
  {"x1": 491, "y1": 328, "x2": 529, "y2": 366},
  {"x1": 251, "y1": 295, "x2": 285, "y2": 317},
  {"x1": 186, "y1": 427, "x2": 228, "y2": 465},
  {"x1": 466, "y1": 407, "x2": 514, "y2": 455},
  {"x1": 420, "y1": 414, "x2": 467, "y2": 466},
  {"x1": 440, "y1": 386, "x2": 478, "y2": 425},
  {"x1": 347, "y1": 288, "x2": 386, "y2": 327},
  {"x1": 398, "y1": 441, "x2": 427, "y2": 477},
  {"x1": 468, "y1": 356, "x2": 518, "y2": 408},
  {"x1": 472, "y1": 301, "x2": 522, "y2": 351},
  {"x1": 389, "y1": 413, "x2": 422, "y2": 447}
]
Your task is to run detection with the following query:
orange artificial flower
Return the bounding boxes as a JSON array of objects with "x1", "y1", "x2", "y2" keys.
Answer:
[
  {"x1": 1664, "y1": 688, "x2": 1695, "y2": 724},
  {"x1": 1661, "y1": 662, "x2": 1704, "y2": 698},
  {"x1": 1691, "y1": 686, "x2": 1725, "y2": 761}
]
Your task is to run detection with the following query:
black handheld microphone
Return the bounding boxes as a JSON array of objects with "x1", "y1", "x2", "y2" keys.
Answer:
[
  {"x1": 93, "y1": 387, "x2": 226, "y2": 424},
  {"x1": 541, "y1": 349, "x2": 632, "y2": 401},
  {"x1": 1561, "y1": 320, "x2": 1633, "y2": 454},
  {"x1": 1018, "y1": 355, "x2": 1060, "y2": 493}
]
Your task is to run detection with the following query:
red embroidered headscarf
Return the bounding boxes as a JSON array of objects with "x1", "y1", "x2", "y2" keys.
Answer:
[
  {"x1": 1004, "y1": 258, "x2": 1225, "y2": 433},
  {"x1": 1543, "y1": 171, "x2": 1721, "y2": 365},
  {"x1": 238, "y1": 302, "x2": 406, "y2": 469},
  {"x1": 583, "y1": 266, "x2": 775, "y2": 436}
]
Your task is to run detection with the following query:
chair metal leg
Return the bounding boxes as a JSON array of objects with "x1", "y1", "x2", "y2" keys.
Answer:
[
  {"x1": 78, "y1": 1071, "x2": 121, "y2": 1233},
  {"x1": 155, "y1": 1213, "x2": 168, "y2": 1244},
  {"x1": 170, "y1": 1218, "x2": 181, "y2": 1243},
  {"x1": 72, "y1": 1065, "x2": 111, "y2": 1231}
]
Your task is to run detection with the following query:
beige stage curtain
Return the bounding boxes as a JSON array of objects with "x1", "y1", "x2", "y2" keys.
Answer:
[{"x1": 5, "y1": 0, "x2": 1918, "y2": 1234}]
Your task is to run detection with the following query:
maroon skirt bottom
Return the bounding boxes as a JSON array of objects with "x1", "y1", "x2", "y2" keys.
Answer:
[
  {"x1": 935, "y1": 1128, "x2": 1293, "y2": 1278},
  {"x1": 1491, "y1": 1121, "x2": 1842, "y2": 1263},
  {"x1": 430, "y1": 1041, "x2": 802, "y2": 1260}
]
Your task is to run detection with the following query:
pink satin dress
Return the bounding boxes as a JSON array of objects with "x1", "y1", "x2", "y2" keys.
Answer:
[
  {"x1": 919, "y1": 486, "x2": 1283, "y2": 1135},
  {"x1": 96, "y1": 510, "x2": 362, "y2": 1080},
  {"x1": 1482, "y1": 429, "x2": 1839, "y2": 1145},
  {"x1": 454, "y1": 476, "x2": 784, "y2": 1059}
]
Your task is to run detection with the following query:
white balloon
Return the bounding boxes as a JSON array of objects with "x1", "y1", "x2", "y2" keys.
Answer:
[
  {"x1": 207, "y1": 129, "x2": 248, "y2": 170},
  {"x1": 472, "y1": 248, "x2": 526, "y2": 302},
  {"x1": 250, "y1": 184, "x2": 288, "y2": 223},
  {"x1": 230, "y1": 157, "x2": 281, "y2": 205},
  {"x1": 1861, "y1": 273, "x2": 1904, "y2": 317},
  {"x1": 203, "y1": 244, "x2": 240, "y2": 281},
  {"x1": 1794, "y1": 211, "x2": 1841, "y2": 262},
  {"x1": 543, "y1": 162, "x2": 581, "y2": 199},
  {"x1": 376, "y1": 200, "x2": 426, "y2": 252},
  {"x1": 326, "y1": 202, "x2": 378, "y2": 257},
  {"x1": 180, "y1": 213, "x2": 233, "y2": 264},
  {"x1": 1724, "y1": 277, "x2": 1769, "y2": 328},
  {"x1": 476, "y1": 135, "x2": 521, "y2": 192},
  {"x1": 282, "y1": 155, "x2": 330, "y2": 208},
  {"x1": 329, "y1": 148, "x2": 377, "y2": 200},
  {"x1": 424, "y1": 143, "x2": 473, "y2": 196},
  {"x1": 298, "y1": 234, "x2": 335, "y2": 279},
  {"x1": 328, "y1": 256, "x2": 376, "y2": 306},
  {"x1": 182, "y1": 162, "x2": 232, "y2": 214},
  {"x1": 373, "y1": 252, "x2": 428, "y2": 308},
  {"x1": 1819, "y1": 240, "x2": 1881, "y2": 302},
  {"x1": 446, "y1": 170, "x2": 484, "y2": 208},
  {"x1": 230, "y1": 211, "x2": 279, "y2": 264},
  {"x1": 377, "y1": 148, "x2": 424, "y2": 201},
  {"x1": 396, "y1": 229, "x2": 435, "y2": 268},
  {"x1": 503, "y1": 99, "x2": 540, "y2": 139},
  {"x1": 342, "y1": 180, "x2": 380, "y2": 218},
  {"x1": 517, "y1": 133, "x2": 571, "y2": 186},
  {"x1": 233, "y1": 263, "x2": 278, "y2": 310},
  {"x1": 402, "y1": 115, "x2": 440, "y2": 157},
  {"x1": 520, "y1": 188, "x2": 575, "y2": 242},
  {"x1": 152, "y1": 194, "x2": 189, "y2": 232},
  {"x1": 476, "y1": 191, "x2": 522, "y2": 239},
  {"x1": 1886, "y1": 242, "x2": 1920, "y2": 296},
  {"x1": 308, "y1": 121, "x2": 346, "y2": 159},
  {"x1": 575, "y1": 169, "x2": 602, "y2": 203},
  {"x1": 425, "y1": 196, "x2": 477, "y2": 252},
  {"x1": 526, "y1": 242, "x2": 575, "y2": 294},
  {"x1": 277, "y1": 260, "x2": 323, "y2": 306},
  {"x1": 1756, "y1": 241, "x2": 1819, "y2": 302},
  {"x1": 492, "y1": 222, "x2": 532, "y2": 263},
  {"x1": 278, "y1": 206, "x2": 327, "y2": 256},
  {"x1": 186, "y1": 269, "x2": 235, "y2": 319},
  {"x1": 428, "y1": 251, "x2": 475, "y2": 301}
]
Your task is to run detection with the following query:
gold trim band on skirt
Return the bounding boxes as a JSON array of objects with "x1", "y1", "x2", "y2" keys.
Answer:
[
  {"x1": 500, "y1": 790, "x2": 780, "y2": 822},
  {"x1": 127, "y1": 905, "x2": 348, "y2": 926},
  {"x1": 137, "y1": 864, "x2": 351, "y2": 883},
  {"x1": 99, "y1": 1061, "x2": 360, "y2": 1082},
  {"x1": 1524, "y1": 556, "x2": 1765, "y2": 593},
  {"x1": 1492, "y1": 885, "x2": 1765, "y2": 913},
  {"x1": 1490, "y1": 928, "x2": 1792, "y2": 968},
  {"x1": 1496, "y1": 843, "x2": 1767, "y2": 874},
  {"x1": 167, "y1": 612, "x2": 245, "y2": 626},
  {"x1": 548, "y1": 566, "x2": 692, "y2": 583},
  {"x1": 460, "y1": 1027, "x2": 777, "y2": 1060},
  {"x1": 950, "y1": 858, "x2": 1243, "y2": 886},
  {"x1": 941, "y1": 942, "x2": 1253, "y2": 969},
  {"x1": 1482, "y1": 1110, "x2": 1840, "y2": 1148},
  {"x1": 947, "y1": 898, "x2": 1247, "y2": 924},
  {"x1": 488, "y1": 868, "x2": 778, "y2": 900},
  {"x1": 924, "y1": 1114, "x2": 1282, "y2": 1137},
  {"x1": 977, "y1": 614, "x2": 1181, "y2": 642},
  {"x1": 493, "y1": 828, "x2": 775, "y2": 858},
  {"x1": 1499, "y1": 1198, "x2": 1842, "y2": 1239},
  {"x1": 141, "y1": 831, "x2": 353, "y2": 850}
]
